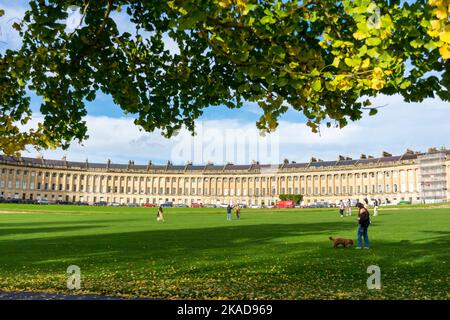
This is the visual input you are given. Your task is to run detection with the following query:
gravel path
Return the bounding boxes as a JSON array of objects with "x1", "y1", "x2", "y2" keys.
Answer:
[{"x1": 0, "y1": 291, "x2": 127, "y2": 300}]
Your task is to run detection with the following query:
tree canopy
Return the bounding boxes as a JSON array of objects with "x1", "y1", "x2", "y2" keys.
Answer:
[
  {"x1": 279, "y1": 194, "x2": 303, "y2": 204},
  {"x1": 0, "y1": 0, "x2": 449, "y2": 155}
]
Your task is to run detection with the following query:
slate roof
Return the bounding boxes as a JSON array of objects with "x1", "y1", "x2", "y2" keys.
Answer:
[{"x1": 0, "y1": 149, "x2": 444, "y2": 173}]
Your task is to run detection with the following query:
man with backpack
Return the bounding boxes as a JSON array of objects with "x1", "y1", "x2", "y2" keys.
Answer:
[{"x1": 356, "y1": 202, "x2": 371, "y2": 249}]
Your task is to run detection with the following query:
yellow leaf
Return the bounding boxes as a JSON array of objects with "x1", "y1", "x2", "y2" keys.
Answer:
[
  {"x1": 428, "y1": 29, "x2": 441, "y2": 37},
  {"x1": 439, "y1": 31, "x2": 450, "y2": 43},
  {"x1": 236, "y1": 0, "x2": 247, "y2": 10},
  {"x1": 361, "y1": 58, "x2": 370, "y2": 69},
  {"x1": 431, "y1": 19, "x2": 442, "y2": 30},
  {"x1": 353, "y1": 31, "x2": 366, "y2": 40},
  {"x1": 332, "y1": 57, "x2": 340, "y2": 68},
  {"x1": 439, "y1": 44, "x2": 450, "y2": 59},
  {"x1": 433, "y1": 7, "x2": 448, "y2": 19},
  {"x1": 373, "y1": 67, "x2": 384, "y2": 78},
  {"x1": 371, "y1": 78, "x2": 385, "y2": 90},
  {"x1": 218, "y1": 0, "x2": 232, "y2": 8}
]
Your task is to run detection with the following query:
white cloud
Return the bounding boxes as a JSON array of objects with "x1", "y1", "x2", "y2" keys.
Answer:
[
  {"x1": 278, "y1": 94, "x2": 450, "y2": 162},
  {"x1": 0, "y1": 3, "x2": 25, "y2": 51},
  {"x1": 22, "y1": 94, "x2": 450, "y2": 166}
]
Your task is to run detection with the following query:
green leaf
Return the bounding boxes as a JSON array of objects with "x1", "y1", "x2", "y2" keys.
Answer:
[
  {"x1": 424, "y1": 41, "x2": 438, "y2": 51},
  {"x1": 366, "y1": 48, "x2": 379, "y2": 58},
  {"x1": 312, "y1": 79, "x2": 322, "y2": 92},
  {"x1": 344, "y1": 57, "x2": 361, "y2": 67},
  {"x1": 366, "y1": 37, "x2": 381, "y2": 46},
  {"x1": 410, "y1": 39, "x2": 425, "y2": 48},
  {"x1": 260, "y1": 15, "x2": 277, "y2": 25},
  {"x1": 12, "y1": 22, "x2": 21, "y2": 31},
  {"x1": 276, "y1": 77, "x2": 289, "y2": 87},
  {"x1": 400, "y1": 80, "x2": 411, "y2": 89},
  {"x1": 310, "y1": 68, "x2": 321, "y2": 77}
]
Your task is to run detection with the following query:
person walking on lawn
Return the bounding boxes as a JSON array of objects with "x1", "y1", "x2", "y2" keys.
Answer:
[
  {"x1": 226, "y1": 204, "x2": 232, "y2": 221},
  {"x1": 235, "y1": 205, "x2": 241, "y2": 220},
  {"x1": 339, "y1": 200, "x2": 345, "y2": 218}
]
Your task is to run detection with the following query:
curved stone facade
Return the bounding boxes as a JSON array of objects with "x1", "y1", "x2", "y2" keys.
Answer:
[{"x1": 1, "y1": 149, "x2": 449, "y2": 206}]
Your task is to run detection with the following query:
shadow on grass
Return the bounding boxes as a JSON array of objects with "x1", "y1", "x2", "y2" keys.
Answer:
[
  {"x1": 0, "y1": 219, "x2": 142, "y2": 237},
  {"x1": 0, "y1": 225, "x2": 112, "y2": 237},
  {"x1": 0, "y1": 219, "x2": 448, "y2": 299},
  {"x1": 0, "y1": 221, "x2": 356, "y2": 266},
  {"x1": 0, "y1": 220, "x2": 448, "y2": 270},
  {"x1": 0, "y1": 220, "x2": 138, "y2": 228}
]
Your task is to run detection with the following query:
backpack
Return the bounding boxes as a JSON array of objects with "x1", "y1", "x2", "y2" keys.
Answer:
[{"x1": 359, "y1": 210, "x2": 370, "y2": 227}]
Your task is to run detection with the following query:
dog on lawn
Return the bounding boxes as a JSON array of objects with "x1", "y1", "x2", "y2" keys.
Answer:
[{"x1": 329, "y1": 236, "x2": 354, "y2": 248}]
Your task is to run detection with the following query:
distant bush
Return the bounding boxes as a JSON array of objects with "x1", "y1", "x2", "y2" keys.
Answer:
[{"x1": 278, "y1": 194, "x2": 303, "y2": 204}]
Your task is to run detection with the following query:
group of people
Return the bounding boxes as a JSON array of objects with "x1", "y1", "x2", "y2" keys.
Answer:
[
  {"x1": 155, "y1": 204, "x2": 243, "y2": 223},
  {"x1": 155, "y1": 199, "x2": 373, "y2": 249},
  {"x1": 339, "y1": 199, "x2": 353, "y2": 217},
  {"x1": 339, "y1": 198, "x2": 379, "y2": 218},
  {"x1": 338, "y1": 198, "x2": 375, "y2": 249},
  {"x1": 226, "y1": 204, "x2": 241, "y2": 221}
]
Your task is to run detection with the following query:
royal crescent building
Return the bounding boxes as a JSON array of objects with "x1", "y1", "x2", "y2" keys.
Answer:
[{"x1": 0, "y1": 148, "x2": 449, "y2": 206}]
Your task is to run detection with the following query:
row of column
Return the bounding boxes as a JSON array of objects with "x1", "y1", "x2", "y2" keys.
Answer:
[{"x1": 0, "y1": 167, "x2": 419, "y2": 197}]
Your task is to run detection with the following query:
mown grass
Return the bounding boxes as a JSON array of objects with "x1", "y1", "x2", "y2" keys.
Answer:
[{"x1": 0, "y1": 204, "x2": 448, "y2": 299}]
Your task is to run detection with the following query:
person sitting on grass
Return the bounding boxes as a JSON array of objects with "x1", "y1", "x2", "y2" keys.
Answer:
[{"x1": 356, "y1": 202, "x2": 370, "y2": 249}]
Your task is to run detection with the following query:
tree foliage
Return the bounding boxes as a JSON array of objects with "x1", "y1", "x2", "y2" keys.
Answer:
[
  {"x1": 279, "y1": 194, "x2": 303, "y2": 204},
  {"x1": 0, "y1": 0, "x2": 449, "y2": 155}
]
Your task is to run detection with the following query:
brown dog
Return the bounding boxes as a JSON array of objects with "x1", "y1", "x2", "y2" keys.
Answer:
[{"x1": 329, "y1": 236, "x2": 354, "y2": 248}]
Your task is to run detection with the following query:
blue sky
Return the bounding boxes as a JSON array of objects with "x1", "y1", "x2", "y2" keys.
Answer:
[{"x1": 1, "y1": 0, "x2": 449, "y2": 165}]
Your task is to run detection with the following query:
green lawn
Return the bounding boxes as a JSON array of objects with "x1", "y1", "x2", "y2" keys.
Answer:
[{"x1": 0, "y1": 204, "x2": 448, "y2": 299}]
